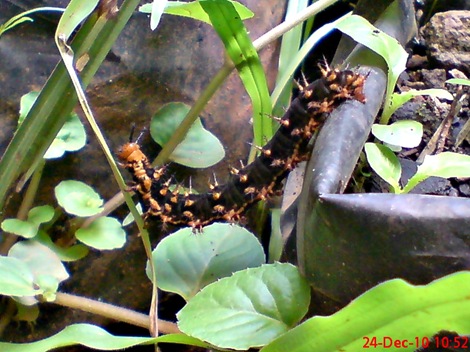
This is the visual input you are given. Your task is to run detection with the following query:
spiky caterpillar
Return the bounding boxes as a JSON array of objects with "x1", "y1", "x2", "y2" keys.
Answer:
[{"x1": 118, "y1": 67, "x2": 366, "y2": 230}]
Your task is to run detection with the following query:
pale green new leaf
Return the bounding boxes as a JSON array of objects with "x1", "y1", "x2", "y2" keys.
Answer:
[{"x1": 364, "y1": 142, "x2": 401, "y2": 193}]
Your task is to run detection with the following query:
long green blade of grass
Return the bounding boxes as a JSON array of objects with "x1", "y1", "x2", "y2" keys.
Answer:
[{"x1": 0, "y1": 0, "x2": 141, "y2": 210}]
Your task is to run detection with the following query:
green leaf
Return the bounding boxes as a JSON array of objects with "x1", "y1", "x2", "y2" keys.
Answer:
[
  {"x1": 261, "y1": 271, "x2": 470, "y2": 352},
  {"x1": 122, "y1": 202, "x2": 142, "y2": 226},
  {"x1": 386, "y1": 89, "x2": 454, "y2": 121},
  {"x1": 0, "y1": 324, "x2": 210, "y2": 352},
  {"x1": 55, "y1": 180, "x2": 104, "y2": 216},
  {"x1": 75, "y1": 217, "x2": 126, "y2": 250},
  {"x1": 372, "y1": 120, "x2": 423, "y2": 148},
  {"x1": 19, "y1": 92, "x2": 86, "y2": 159},
  {"x1": 7, "y1": 240, "x2": 69, "y2": 304},
  {"x1": 0, "y1": 256, "x2": 41, "y2": 297},
  {"x1": 150, "y1": 102, "x2": 225, "y2": 167},
  {"x1": 36, "y1": 230, "x2": 89, "y2": 262},
  {"x1": 272, "y1": 13, "x2": 351, "y2": 110},
  {"x1": 200, "y1": 0, "x2": 272, "y2": 145},
  {"x1": 44, "y1": 113, "x2": 87, "y2": 159},
  {"x1": 0, "y1": 7, "x2": 64, "y2": 38},
  {"x1": 1, "y1": 219, "x2": 37, "y2": 239},
  {"x1": 149, "y1": 0, "x2": 167, "y2": 30},
  {"x1": 364, "y1": 142, "x2": 402, "y2": 193},
  {"x1": 139, "y1": 0, "x2": 254, "y2": 25},
  {"x1": 335, "y1": 14, "x2": 408, "y2": 124},
  {"x1": 56, "y1": 0, "x2": 99, "y2": 42},
  {"x1": 446, "y1": 78, "x2": 470, "y2": 86},
  {"x1": 177, "y1": 263, "x2": 310, "y2": 350},
  {"x1": 149, "y1": 223, "x2": 265, "y2": 300},
  {"x1": 403, "y1": 152, "x2": 470, "y2": 193},
  {"x1": 1, "y1": 205, "x2": 54, "y2": 238}
]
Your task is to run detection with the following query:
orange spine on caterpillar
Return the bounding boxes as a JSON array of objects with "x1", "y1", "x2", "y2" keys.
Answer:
[{"x1": 118, "y1": 66, "x2": 366, "y2": 231}]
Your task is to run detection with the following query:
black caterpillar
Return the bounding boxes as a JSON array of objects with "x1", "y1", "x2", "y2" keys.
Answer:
[{"x1": 118, "y1": 66, "x2": 366, "y2": 230}]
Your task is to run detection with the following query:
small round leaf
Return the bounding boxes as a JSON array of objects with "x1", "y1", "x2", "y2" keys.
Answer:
[
  {"x1": 150, "y1": 102, "x2": 225, "y2": 168},
  {"x1": 372, "y1": 120, "x2": 423, "y2": 148},
  {"x1": 44, "y1": 113, "x2": 87, "y2": 159},
  {"x1": 55, "y1": 180, "x2": 104, "y2": 216},
  {"x1": 75, "y1": 217, "x2": 126, "y2": 250}
]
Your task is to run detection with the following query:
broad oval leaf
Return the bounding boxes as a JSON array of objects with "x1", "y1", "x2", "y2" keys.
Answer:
[
  {"x1": 55, "y1": 180, "x2": 104, "y2": 216},
  {"x1": 149, "y1": 223, "x2": 265, "y2": 300},
  {"x1": 403, "y1": 152, "x2": 470, "y2": 194},
  {"x1": 372, "y1": 120, "x2": 423, "y2": 148},
  {"x1": 417, "y1": 152, "x2": 470, "y2": 179},
  {"x1": 364, "y1": 142, "x2": 402, "y2": 192},
  {"x1": 177, "y1": 262, "x2": 310, "y2": 350},
  {"x1": 75, "y1": 217, "x2": 126, "y2": 250},
  {"x1": 0, "y1": 256, "x2": 41, "y2": 296},
  {"x1": 261, "y1": 271, "x2": 470, "y2": 352},
  {"x1": 8, "y1": 240, "x2": 69, "y2": 302},
  {"x1": 150, "y1": 102, "x2": 225, "y2": 168}
]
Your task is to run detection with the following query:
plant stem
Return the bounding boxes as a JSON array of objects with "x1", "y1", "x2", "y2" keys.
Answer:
[{"x1": 51, "y1": 292, "x2": 179, "y2": 334}]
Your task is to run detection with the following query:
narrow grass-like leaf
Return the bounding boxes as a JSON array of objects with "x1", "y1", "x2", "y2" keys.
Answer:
[
  {"x1": 272, "y1": 13, "x2": 351, "y2": 109},
  {"x1": 150, "y1": 102, "x2": 225, "y2": 167},
  {"x1": 271, "y1": 0, "x2": 310, "y2": 115},
  {"x1": 200, "y1": 0, "x2": 272, "y2": 145},
  {"x1": 0, "y1": 324, "x2": 210, "y2": 352},
  {"x1": 56, "y1": 0, "x2": 99, "y2": 42},
  {"x1": 372, "y1": 120, "x2": 423, "y2": 148},
  {"x1": 0, "y1": 0, "x2": 141, "y2": 209},
  {"x1": 149, "y1": 223, "x2": 265, "y2": 300},
  {"x1": 0, "y1": 7, "x2": 64, "y2": 38},
  {"x1": 364, "y1": 142, "x2": 401, "y2": 193},
  {"x1": 261, "y1": 271, "x2": 470, "y2": 352},
  {"x1": 447, "y1": 78, "x2": 470, "y2": 86},
  {"x1": 177, "y1": 263, "x2": 310, "y2": 350}
]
